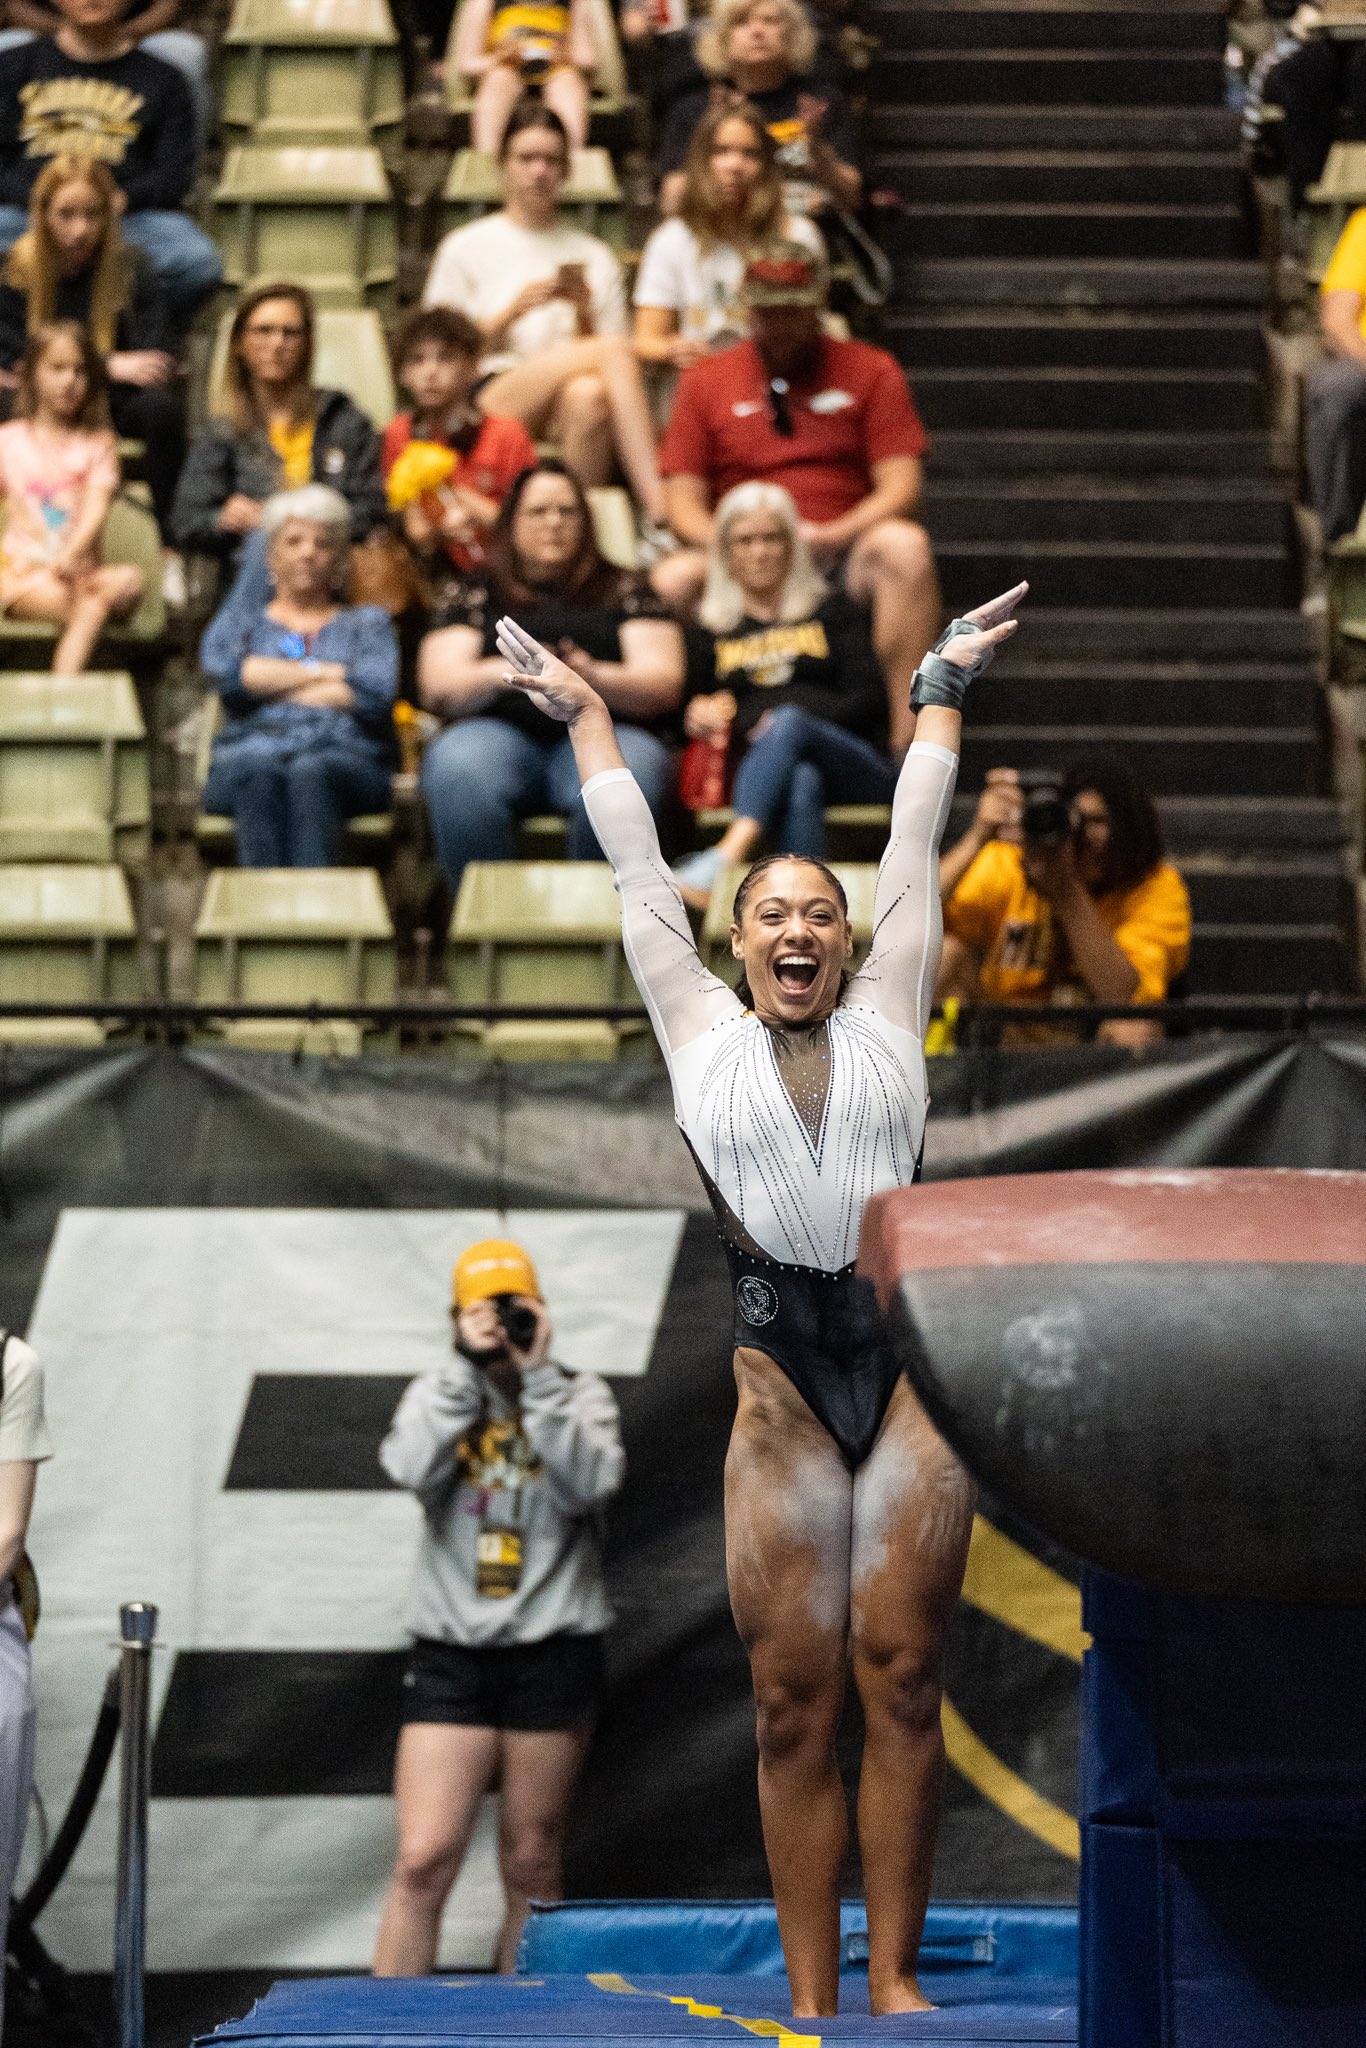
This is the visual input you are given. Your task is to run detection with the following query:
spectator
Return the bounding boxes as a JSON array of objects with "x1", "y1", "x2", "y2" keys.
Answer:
[
  {"x1": 0, "y1": 1329, "x2": 52, "y2": 2037},
  {"x1": 373, "y1": 1238, "x2": 623, "y2": 1977},
  {"x1": 452, "y1": 0, "x2": 599, "y2": 153},
  {"x1": 382, "y1": 304, "x2": 537, "y2": 587},
  {"x1": 671, "y1": 481, "x2": 890, "y2": 904},
  {"x1": 171, "y1": 284, "x2": 389, "y2": 608},
  {"x1": 633, "y1": 100, "x2": 823, "y2": 405},
  {"x1": 0, "y1": 155, "x2": 184, "y2": 535},
  {"x1": 199, "y1": 485, "x2": 397, "y2": 867},
  {"x1": 657, "y1": 242, "x2": 938, "y2": 747},
  {"x1": 0, "y1": 0, "x2": 211, "y2": 159},
  {"x1": 418, "y1": 458, "x2": 683, "y2": 894},
  {"x1": 1305, "y1": 204, "x2": 1366, "y2": 539},
  {"x1": 0, "y1": 319, "x2": 142, "y2": 670},
  {"x1": 423, "y1": 103, "x2": 668, "y2": 533},
  {"x1": 0, "y1": 0, "x2": 221, "y2": 326},
  {"x1": 619, "y1": 0, "x2": 704, "y2": 124},
  {"x1": 1242, "y1": 5, "x2": 1356, "y2": 209},
  {"x1": 937, "y1": 753, "x2": 1192, "y2": 1048},
  {"x1": 656, "y1": 0, "x2": 862, "y2": 219}
]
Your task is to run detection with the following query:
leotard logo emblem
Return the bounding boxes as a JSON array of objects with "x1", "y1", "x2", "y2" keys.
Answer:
[{"x1": 737, "y1": 1275, "x2": 779, "y2": 1326}]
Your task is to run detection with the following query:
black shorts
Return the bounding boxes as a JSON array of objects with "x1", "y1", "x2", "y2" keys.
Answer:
[{"x1": 402, "y1": 1633, "x2": 606, "y2": 1732}]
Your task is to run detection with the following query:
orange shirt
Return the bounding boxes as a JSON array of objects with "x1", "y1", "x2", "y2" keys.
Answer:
[{"x1": 944, "y1": 840, "x2": 1191, "y2": 1005}]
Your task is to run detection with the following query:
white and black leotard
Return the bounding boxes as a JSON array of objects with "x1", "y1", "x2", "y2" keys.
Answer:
[{"x1": 584, "y1": 738, "x2": 957, "y2": 1466}]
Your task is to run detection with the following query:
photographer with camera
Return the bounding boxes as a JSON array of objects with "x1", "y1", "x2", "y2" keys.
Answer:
[
  {"x1": 936, "y1": 752, "x2": 1191, "y2": 1046},
  {"x1": 374, "y1": 1238, "x2": 624, "y2": 1978}
]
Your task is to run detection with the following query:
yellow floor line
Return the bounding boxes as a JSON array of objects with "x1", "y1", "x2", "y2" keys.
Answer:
[
  {"x1": 960, "y1": 1514, "x2": 1088, "y2": 1665},
  {"x1": 590, "y1": 1971, "x2": 822, "y2": 2045},
  {"x1": 942, "y1": 1696, "x2": 1081, "y2": 1862}
]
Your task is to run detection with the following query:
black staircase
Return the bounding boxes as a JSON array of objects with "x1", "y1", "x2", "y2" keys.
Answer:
[{"x1": 869, "y1": 0, "x2": 1357, "y2": 998}]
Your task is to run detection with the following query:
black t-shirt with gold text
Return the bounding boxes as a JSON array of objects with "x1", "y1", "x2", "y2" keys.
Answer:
[
  {"x1": 0, "y1": 37, "x2": 194, "y2": 211},
  {"x1": 684, "y1": 591, "x2": 886, "y2": 743}
]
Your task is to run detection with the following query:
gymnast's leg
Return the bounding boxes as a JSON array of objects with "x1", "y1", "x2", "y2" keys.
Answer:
[
  {"x1": 725, "y1": 1346, "x2": 852, "y2": 2018},
  {"x1": 850, "y1": 1376, "x2": 975, "y2": 2014}
]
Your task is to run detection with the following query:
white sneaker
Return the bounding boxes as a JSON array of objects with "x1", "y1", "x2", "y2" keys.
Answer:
[
  {"x1": 161, "y1": 553, "x2": 188, "y2": 610},
  {"x1": 672, "y1": 846, "x2": 725, "y2": 898}
]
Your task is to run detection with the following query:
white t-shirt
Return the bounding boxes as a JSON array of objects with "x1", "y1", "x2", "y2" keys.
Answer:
[
  {"x1": 423, "y1": 213, "x2": 629, "y2": 376},
  {"x1": 0, "y1": 1338, "x2": 51, "y2": 1466},
  {"x1": 633, "y1": 215, "x2": 825, "y2": 347}
]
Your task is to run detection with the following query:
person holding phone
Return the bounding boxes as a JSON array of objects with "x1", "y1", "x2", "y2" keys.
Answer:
[{"x1": 374, "y1": 1238, "x2": 624, "y2": 1978}]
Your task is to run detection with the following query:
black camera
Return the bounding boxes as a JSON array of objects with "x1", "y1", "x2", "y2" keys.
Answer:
[
  {"x1": 495, "y1": 1294, "x2": 539, "y2": 1351},
  {"x1": 1018, "y1": 769, "x2": 1073, "y2": 848}
]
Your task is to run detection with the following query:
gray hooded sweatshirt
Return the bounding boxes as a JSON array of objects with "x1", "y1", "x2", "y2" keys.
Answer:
[{"x1": 380, "y1": 1355, "x2": 624, "y2": 1646}]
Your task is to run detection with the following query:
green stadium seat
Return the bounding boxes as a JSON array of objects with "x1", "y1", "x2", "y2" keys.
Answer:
[
  {"x1": 1303, "y1": 146, "x2": 1366, "y2": 282},
  {"x1": 211, "y1": 146, "x2": 398, "y2": 309},
  {"x1": 0, "y1": 672, "x2": 149, "y2": 864},
  {"x1": 446, "y1": 859, "x2": 649, "y2": 1059},
  {"x1": 441, "y1": 145, "x2": 626, "y2": 245},
  {"x1": 220, "y1": 0, "x2": 405, "y2": 143},
  {"x1": 206, "y1": 306, "x2": 397, "y2": 430},
  {"x1": 689, "y1": 805, "x2": 891, "y2": 859},
  {"x1": 700, "y1": 861, "x2": 879, "y2": 976},
  {"x1": 193, "y1": 695, "x2": 394, "y2": 861},
  {"x1": 443, "y1": 0, "x2": 628, "y2": 125},
  {"x1": 0, "y1": 495, "x2": 165, "y2": 656},
  {"x1": 194, "y1": 866, "x2": 396, "y2": 1052},
  {"x1": 0, "y1": 862, "x2": 139, "y2": 1042}
]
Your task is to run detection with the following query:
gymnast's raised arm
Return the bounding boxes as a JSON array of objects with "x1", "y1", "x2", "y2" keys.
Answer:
[
  {"x1": 848, "y1": 582, "x2": 1027, "y2": 1039},
  {"x1": 494, "y1": 617, "x2": 740, "y2": 1059}
]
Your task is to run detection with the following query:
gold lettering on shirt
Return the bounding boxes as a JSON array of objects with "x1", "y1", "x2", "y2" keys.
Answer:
[
  {"x1": 714, "y1": 619, "x2": 829, "y2": 690},
  {"x1": 19, "y1": 78, "x2": 144, "y2": 166}
]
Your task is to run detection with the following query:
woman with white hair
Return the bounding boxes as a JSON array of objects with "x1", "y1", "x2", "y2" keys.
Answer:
[
  {"x1": 199, "y1": 485, "x2": 397, "y2": 866},
  {"x1": 656, "y1": 0, "x2": 862, "y2": 219},
  {"x1": 672, "y1": 481, "x2": 893, "y2": 905}
]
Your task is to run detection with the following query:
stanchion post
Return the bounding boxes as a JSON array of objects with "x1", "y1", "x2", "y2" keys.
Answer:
[{"x1": 113, "y1": 1601, "x2": 157, "y2": 2048}]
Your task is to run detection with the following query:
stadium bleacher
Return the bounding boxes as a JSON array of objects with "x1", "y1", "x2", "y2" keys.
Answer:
[{"x1": 0, "y1": 0, "x2": 1354, "y2": 1047}]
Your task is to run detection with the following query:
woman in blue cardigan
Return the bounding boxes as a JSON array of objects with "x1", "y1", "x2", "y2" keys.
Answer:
[{"x1": 200, "y1": 485, "x2": 397, "y2": 866}]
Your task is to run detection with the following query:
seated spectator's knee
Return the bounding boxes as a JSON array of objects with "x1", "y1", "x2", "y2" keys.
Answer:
[
  {"x1": 558, "y1": 373, "x2": 610, "y2": 434},
  {"x1": 857, "y1": 518, "x2": 935, "y2": 591},
  {"x1": 649, "y1": 549, "x2": 706, "y2": 618}
]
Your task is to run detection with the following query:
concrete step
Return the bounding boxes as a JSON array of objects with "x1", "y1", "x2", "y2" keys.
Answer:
[
  {"x1": 869, "y1": 105, "x2": 1241, "y2": 151},
  {"x1": 1004, "y1": 609, "x2": 1318, "y2": 662},
  {"x1": 939, "y1": 540, "x2": 1294, "y2": 611},
  {"x1": 913, "y1": 367, "x2": 1262, "y2": 433},
  {"x1": 875, "y1": 151, "x2": 1246, "y2": 209},
  {"x1": 959, "y1": 725, "x2": 1319, "y2": 797},
  {"x1": 888, "y1": 309, "x2": 1264, "y2": 373},
  {"x1": 1185, "y1": 924, "x2": 1354, "y2": 995},
  {"x1": 927, "y1": 431, "x2": 1283, "y2": 476},
  {"x1": 884, "y1": 257, "x2": 1265, "y2": 309},
  {"x1": 1180, "y1": 858, "x2": 1353, "y2": 929},
  {"x1": 924, "y1": 481, "x2": 1290, "y2": 547},
  {"x1": 879, "y1": 51, "x2": 1225, "y2": 105},
  {"x1": 944, "y1": 792, "x2": 1348, "y2": 854},
  {"x1": 884, "y1": 203, "x2": 1248, "y2": 264},
  {"x1": 967, "y1": 663, "x2": 1319, "y2": 726},
  {"x1": 867, "y1": 3, "x2": 1227, "y2": 55}
]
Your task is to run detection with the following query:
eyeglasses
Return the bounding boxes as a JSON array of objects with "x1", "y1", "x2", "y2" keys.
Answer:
[
  {"x1": 767, "y1": 377, "x2": 794, "y2": 437},
  {"x1": 244, "y1": 323, "x2": 305, "y2": 340}
]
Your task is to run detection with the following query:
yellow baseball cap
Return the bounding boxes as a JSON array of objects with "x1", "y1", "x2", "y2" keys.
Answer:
[{"x1": 452, "y1": 1238, "x2": 541, "y2": 1309}]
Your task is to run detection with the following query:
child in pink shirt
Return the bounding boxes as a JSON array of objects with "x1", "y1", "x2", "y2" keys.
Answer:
[{"x1": 0, "y1": 320, "x2": 142, "y2": 672}]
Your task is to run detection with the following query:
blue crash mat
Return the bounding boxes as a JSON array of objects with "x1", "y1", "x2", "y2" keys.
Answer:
[{"x1": 199, "y1": 1970, "x2": 1078, "y2": 2044}]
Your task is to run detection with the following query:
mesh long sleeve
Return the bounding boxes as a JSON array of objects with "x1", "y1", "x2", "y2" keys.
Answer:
[
  {"x1": 583, "y1": 768, "x2": 741, "y2": 1059},
  {"x1": 846, "y1": 738, "x2": 958, "y2": 1039}
]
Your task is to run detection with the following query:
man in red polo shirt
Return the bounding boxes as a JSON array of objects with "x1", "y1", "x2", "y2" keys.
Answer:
[{"x1": 655, "y1": 243, "x2": 941, "y2": 749}]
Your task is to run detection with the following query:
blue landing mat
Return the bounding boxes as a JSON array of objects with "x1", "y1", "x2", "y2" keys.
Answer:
[{"x1": 199, "y1": 1972, "x2": 1078, "y2": 2045}]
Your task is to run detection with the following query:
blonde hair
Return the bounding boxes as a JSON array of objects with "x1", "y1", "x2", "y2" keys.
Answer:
[
  {"x1": 3, "y1": 157, "x2": 132, "y2": 354},
  {"x1": 696, "y1": 0, "x2": 816, "y2": 77},
  {"x1": 698, "y1": 482, "x2": 827, "y2": 633},
  {"x1": 677, "y1": 100, "x2": 786, "y2": 253}
]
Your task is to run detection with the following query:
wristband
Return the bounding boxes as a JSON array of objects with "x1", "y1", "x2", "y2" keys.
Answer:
[{"x1": 909, "y1": 615, "x2": 997, "y2": 712}]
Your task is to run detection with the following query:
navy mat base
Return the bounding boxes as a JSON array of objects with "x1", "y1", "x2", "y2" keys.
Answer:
[{"x1": 200, "y1": 1972, "x2": 1078, "y2": 2046}]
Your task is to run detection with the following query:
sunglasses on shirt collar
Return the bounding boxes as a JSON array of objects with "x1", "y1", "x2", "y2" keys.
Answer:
[{"x1": 767, "y1": 377, "x2": 794, "y2": 437}]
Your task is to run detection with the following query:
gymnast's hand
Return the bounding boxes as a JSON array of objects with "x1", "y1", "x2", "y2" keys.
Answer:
[
  {"x1": 937, "y1": 581, "x2": 1029, "y2": 676},
  {"x1": 495, "y1": 617, "x2": 603, "y2": 723}
]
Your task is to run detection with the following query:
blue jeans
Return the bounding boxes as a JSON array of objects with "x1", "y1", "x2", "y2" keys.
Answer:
[
  {"x1": 203, "y1": 733, "x2": 392, "y2": 865},
  {"x1": 731, "y1": 704, "x2": 897, "y2": 858},
  {"x1": 422, "y1": 716, "x2": 673, "y2": 892},
  {"x1": 0, "y1": 201, "x2": 221, "y2": 324}
]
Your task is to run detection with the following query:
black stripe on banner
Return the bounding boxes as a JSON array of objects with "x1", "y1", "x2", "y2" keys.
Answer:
[
  {"x1": 223, "y1": 1375, "x2": 410, "y2": 1490},
  {"x1": 151, "y1": 1649, "x2": 406, "y2": 1797}
]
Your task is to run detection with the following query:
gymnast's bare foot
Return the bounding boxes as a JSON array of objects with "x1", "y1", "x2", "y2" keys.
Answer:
[{"x1": 869, "y1": 1974, "x2": 937, "y2": 2015}]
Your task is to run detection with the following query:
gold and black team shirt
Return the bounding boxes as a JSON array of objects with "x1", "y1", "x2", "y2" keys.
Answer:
[
  {"x1": 0, "y1": 37, "x2": 195, "y2": 211},
  {"x1": 684, "y1": 592, "x2": 886, "y2": 743}
]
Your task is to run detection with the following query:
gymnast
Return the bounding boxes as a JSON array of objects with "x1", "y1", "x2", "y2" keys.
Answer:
[{"x1": 494, "y1": 582, "x2": 1026, "y2": 2019}]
